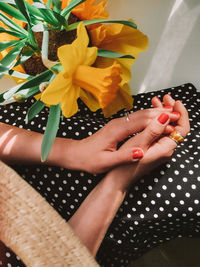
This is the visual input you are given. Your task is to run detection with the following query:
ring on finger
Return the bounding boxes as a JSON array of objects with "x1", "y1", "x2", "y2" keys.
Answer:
[
  {"x1": 169, "y1": 130, "x2": 184, "y2": 144},
  {"x1": 125, "y1": 112, "x2": 130, "y2": 122}
]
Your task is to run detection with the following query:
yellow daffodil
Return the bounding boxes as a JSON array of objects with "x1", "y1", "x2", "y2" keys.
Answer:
[
  {"x1": 88, "y1": 23, "x2": 149, "y2": 116},
  {"x1": 41, "y1": 23, "x2": 122, "y2": 118},
  {"x1": 66, "y1": 0, "x2": 148, "y2": 116},
  {"x1": 64, "y1": 0, "x2": 109, "y2": 21}
]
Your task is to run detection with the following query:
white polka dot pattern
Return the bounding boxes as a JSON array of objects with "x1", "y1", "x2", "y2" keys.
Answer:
[{"x1": 0, "y1": 83, "x2": 199, "y2": 267}]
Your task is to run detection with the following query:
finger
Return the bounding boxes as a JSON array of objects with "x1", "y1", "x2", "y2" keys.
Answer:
[
  {"x1": 165, "y1": 125, "x2": 175, "y2": 134},
  {"x1": 124, "y1": 113, "x2": 170, "y2": 151},
  {"x1": 151, "y1": 96, "x2": 163, "y2": 108},
  {"x1": 173, "y1": 100, "x2": 190, "y2": 136},
  {"x1": 140, "y1": 113, "x2": 170, "y2": 147},
  {"x1": 102, "y1": 147, "x2": 144, "y2": 170},
  {"x1": 163, "y1": 94, "x2": 176, "y2": 107}
]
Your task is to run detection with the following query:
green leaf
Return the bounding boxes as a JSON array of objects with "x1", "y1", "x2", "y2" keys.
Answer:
[
  {"x1": 25, "y1": 99, "x2": 45, "y2": 124},
  {"x1": 14, "y1": 0, "x2": 38, "y2": 48},
  {"x1": 52, "y1": 0, "x2": 62, "y2": 13},
  {"x1": 31, "y1": 1, "x2": 59, "y2": 27},
  {"x1": 0, "y1": 43, "x2": 24, "y2": 69},
  {"x1": 13, "y1": 49, "x2": 34, "y2": 67},
  {"x1": 14, "y1": 0, "x2": 31, "y2": 25},
  {"x1": 16, "y1": 86, "x2": 40, "y2": 99},
  {"x1": 51, "y1": 63, "x2": 63, "y2": 73},
  {"x1": 0, "y1": 26, "x2": 26, "y2": 39},
  {"x1": 0, "y1": 0, "x2": 15, "y2": 4},
  {"x1": 0, "y1": 40, "x2": 19, "y2": 52},
  {"x1": 61, "y1": 0, "x2": 86, "y2": 17},
  {"x1": 47, "y1": 0, "x2": 52, "y2": 8},
  {"x1": 5, "y1": 70, "x2": 33, "y2": 80},
  {"x1": 0, "y1": 11, "x2": 27, "y2": 35},
  {"x1": 41, "y1": 104, "x2": 61, "y2": 162},
  {"x1": 66, "y1": 19, "x2": 137, "y2": 32},
  {"x1": 0, "y1": 64, "x2": 9, "y2": 73},
  {"x1": 17, "y1": 70, "x2": 53, "y2": 90},
  {"x1": 0, "y1": 2, "x2": 27, "y2": 22},
  {"x1": 51, "y1": 11, "x2": 67, "y2": 27},
  {"x1": 0, "y1": 82, "x2": 26, "y2": 102},
  {"x1": 97, "y1": 49, "x2": 135, "y2": 59}
]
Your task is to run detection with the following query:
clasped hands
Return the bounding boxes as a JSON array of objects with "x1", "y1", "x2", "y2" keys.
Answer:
[{"x1": 62, "y1": 94, "x2": 190, "y2": 190}]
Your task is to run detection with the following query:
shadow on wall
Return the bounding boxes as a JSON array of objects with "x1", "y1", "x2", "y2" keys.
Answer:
[
  {"x1": 171, "y1": 14, "x2": 200, "y2": 92},
  {"x1": 107, "y1": 0, "x2": 200, "y2": 94}
]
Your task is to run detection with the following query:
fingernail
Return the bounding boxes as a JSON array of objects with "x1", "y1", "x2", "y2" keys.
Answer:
[
  {"x1": 155, "y1": 96, "x2": 161, "y2": 102},
  {"x1": 171, "y1": 112, "x2": 180, "y2": 116},
  {"x1": 164, "y1": 106, "x2": 172, "y2": 109},
  {"x1": 158, "y1": 113, "x2": 169, "y2": 124},
  {"x1": 132, "y1": 149, "x2": 143, "y2": 159}
]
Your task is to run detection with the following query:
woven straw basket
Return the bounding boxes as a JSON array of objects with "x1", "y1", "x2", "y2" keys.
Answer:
[{"x1": 0, "y1": 161, "x2": 99, "y2": 267}]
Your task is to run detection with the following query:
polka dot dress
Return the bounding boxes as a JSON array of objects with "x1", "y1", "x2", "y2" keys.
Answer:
[{"x1": 0, "y1": 83, "x2": 200, "y2": 267}]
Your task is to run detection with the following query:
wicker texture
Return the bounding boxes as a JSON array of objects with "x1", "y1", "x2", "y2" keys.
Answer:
[{"x1": 0, "y1": 161, "x2": 99, "y2": 267}]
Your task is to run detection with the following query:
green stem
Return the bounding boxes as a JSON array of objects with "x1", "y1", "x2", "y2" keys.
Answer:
[{"x1": 41, "y1": 30, "x2": 49, "y2": 59}]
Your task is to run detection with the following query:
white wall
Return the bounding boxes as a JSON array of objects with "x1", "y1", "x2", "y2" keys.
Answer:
[{"x1": 107, "y1": 0, "x2": 200, "y2": 93}]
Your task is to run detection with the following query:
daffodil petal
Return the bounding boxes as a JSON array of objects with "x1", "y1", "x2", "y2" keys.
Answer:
[
  {"x1": 91, "y1": 23, "x2": 148, "y2": 84},
  {"x1": 103, "y1": 83, "x2": 133, "y2": 117},
  {"x1": 73, "y1": 22, "x2": 89, "y2": 49},
  {"x1": 84, "y1": 47, "x2": 98, "y2": 66},
  {"x1": 41, "y1": 72, "x2": 71, "y2": 106},
  {"x1": 70, "y1": 0, "x2": 109, "y2": 21},
  {"x1": 57, "y1": 24, "x2": 95, "y2": 72},
  {"x1": 80, "y1": 89, "x2": 100, "y2": 112},
  {"x1": 61, "y1": 85, "x2": 80, "y2": 118}
]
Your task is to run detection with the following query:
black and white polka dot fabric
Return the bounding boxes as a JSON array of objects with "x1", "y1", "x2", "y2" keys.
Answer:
[{"x1": 0, "y1": 83, "x2": 199, "y2": 267}]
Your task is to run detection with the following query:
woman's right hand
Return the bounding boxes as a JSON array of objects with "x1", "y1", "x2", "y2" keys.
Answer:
[{"x1": 107, "y1": 100, "x2": 190, "y2": 191}]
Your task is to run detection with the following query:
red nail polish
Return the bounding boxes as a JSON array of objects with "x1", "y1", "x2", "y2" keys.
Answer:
[
  {"x1": 164, "y1": 106, "x2": 172, "y2": 109},
  {"x1": 132, "y1": 149, "x2": 143, "y2": 159},
  {"x1": 171, "y1": 112, "x2": 180, "y2": 116},
  {"x1": 155, "y1": 96, "x2": 161, "y2": 102},
  {"x1": 158, "y1": 113, "x2": 169, "y2": 124},
  {"x1": 168, "y1": 125, "x2": 175, "y2": 131}
]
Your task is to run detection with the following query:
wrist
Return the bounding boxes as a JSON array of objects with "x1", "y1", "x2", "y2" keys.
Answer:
[
  {"x1": 106, "y1": 166, "x2": 137, "y2": 193},
  {"x1": 46, "y1": 137, "x2": 81, "y2": 170}
]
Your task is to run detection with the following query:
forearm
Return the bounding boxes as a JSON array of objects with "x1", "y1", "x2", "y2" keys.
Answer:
[
  {"x1": 0, "y1": 122, "x2": 80, "y2": 169},
  {"x1": 68, "y1": 171, "x2": 127, "y2": 256}
]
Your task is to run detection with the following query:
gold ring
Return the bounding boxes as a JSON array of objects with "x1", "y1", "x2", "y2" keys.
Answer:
[{"x1": 169, "y1": 130, "x2": 184, "y2": 144}]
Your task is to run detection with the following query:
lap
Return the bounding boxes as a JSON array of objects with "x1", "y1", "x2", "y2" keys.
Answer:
[{"x1": 0, "y1": 83, "x2": 199, "y2": 267}]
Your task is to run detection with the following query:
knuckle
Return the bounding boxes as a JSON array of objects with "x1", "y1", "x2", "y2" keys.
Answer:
[{"x1": 148, "y1": 127, "x2": 161, "y2": 139}]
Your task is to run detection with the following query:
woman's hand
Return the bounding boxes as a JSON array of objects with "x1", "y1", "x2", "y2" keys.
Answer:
[
  {"x1": 66, "y1": 101, "x2": 180, "y2": 173},
  {"x1": 68, "y1": 99, "x2": 189, "y2": 256},
  {"x1": 107, "y1": 100, "x2": 190, "y2": 191}
]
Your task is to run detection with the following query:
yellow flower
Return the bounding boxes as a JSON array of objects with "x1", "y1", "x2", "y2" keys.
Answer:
[
  {"x1": 41, "y1": 23, "x2": 122, "y2": 118},
  {"x1": 64, "y1": 0, "x2": 109, "y2": 21},
  {"x1": 87, "y1": 23, "x2": 149, "y2": 116},
  {"x1": 66, "y1": 1, "x2": 148, "y2": 116}
]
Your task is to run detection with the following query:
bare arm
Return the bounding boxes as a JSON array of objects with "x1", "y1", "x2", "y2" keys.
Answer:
[
  {"x1": 68, "y1": 100, "x2": 190, "y2": 256},
  {"x1": 0, "y1": 105, "x2": 179, "y2": 173},
  {"x1": 0, "y1": 122, "x2": 79, "y2": 169}
]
